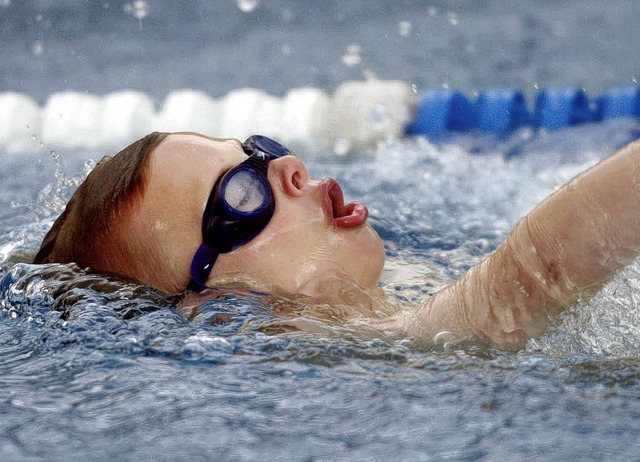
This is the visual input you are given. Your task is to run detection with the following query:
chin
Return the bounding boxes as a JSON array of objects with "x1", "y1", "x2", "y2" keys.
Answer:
[{"x1": 352, "y1": 226, "x2": 386, "y2": 288}]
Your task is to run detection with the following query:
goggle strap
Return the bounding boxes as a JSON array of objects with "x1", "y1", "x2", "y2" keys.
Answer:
[
  {"x1": 189, "y1": 243, "x2": 220, "y2": 291},
  {"x1": 237, "y1": 153, "x2": 270, "y2": 176}
]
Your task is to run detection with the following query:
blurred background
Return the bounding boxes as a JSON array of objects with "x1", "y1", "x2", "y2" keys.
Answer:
[{"x1": 2, "y1": 0, "x2": 639, "y2": 104}]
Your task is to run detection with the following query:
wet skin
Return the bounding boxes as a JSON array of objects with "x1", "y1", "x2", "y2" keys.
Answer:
[
  {"x1": 124, "y1": 133, "x2": 386, "y2": 295},
  {"x1": 377, "y1": 139, "x2": 640, "y2": 348},
  {"x1": 113, "y1": 133, "x2": 640, "y2": 349}
]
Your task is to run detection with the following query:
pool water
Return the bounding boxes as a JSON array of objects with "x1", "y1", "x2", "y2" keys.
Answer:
[
  {"x1": 3, "y1": 124, "x2": 640, "y2": 459},
  {"x1": 2, "y1": 0, "x2": 640, "y2": 460}
]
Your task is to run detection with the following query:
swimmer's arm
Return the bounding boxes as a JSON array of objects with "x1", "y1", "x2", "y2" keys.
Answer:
[{"x1": 379, "y1": 139, "x2": 640, "y2": 348}]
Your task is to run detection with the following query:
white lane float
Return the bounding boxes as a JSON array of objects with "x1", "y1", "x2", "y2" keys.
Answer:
[
  {"x1": 155, "y1": 89, "x2": 221, "y2": 136},
  {"x1": 326, "y1": 79, "x2": 415, "y2": 152},
  {"x1": 101, "y1": 90, "x2": 156, "y2": 145},
  {"x1": 41, "y1": 91, "x2": 103, "y2": 147},
  {"x1": 280, "y1": 87, "x2": 330, "y2": 145},
  {"x1": 0, "y1": 92, "x2": 42, "y2": 147}
]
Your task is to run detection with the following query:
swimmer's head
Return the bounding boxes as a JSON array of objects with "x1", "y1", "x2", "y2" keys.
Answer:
[
  {"x1": 33, "y1": 132, "x2": 169, "y2": 282},
  {"x1": 34, "y1": 132, "x2": 385, "y2": 295}
]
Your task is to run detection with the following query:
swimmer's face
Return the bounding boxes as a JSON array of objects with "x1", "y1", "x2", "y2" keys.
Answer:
[{"x1": 127, "y1": 133, "x2": 385, "y2": 294}]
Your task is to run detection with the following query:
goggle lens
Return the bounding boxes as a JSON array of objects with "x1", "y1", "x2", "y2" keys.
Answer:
[{"x1": 223, "y1": 170, "x2": 268, "y2": 213}]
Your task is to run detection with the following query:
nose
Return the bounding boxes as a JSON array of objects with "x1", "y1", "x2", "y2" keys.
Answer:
[{"x1": 268, "y1": 155, "x2": 310, "y2": 198}]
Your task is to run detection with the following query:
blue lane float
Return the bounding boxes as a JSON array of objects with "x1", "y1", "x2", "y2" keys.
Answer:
[
  {"x1": 534, "y1": 87, "x2": 593, "y2": 129},
  {"x1": 405, "y1": 85, "x2": 640, "y2": 137},
  {"x1": 405, "y1": 89, "x2": 474, "y2": 136},
  {"x1": 475, "y1": 88, "x2": 530, "y2": 137},
  {"x1": 595, "y1": 86, "x2": 640, "y2": 121}
]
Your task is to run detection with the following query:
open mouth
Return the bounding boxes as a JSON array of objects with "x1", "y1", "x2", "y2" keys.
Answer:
[{"x1": 324, "y1": 178, "x2": 368, "y2": 229}]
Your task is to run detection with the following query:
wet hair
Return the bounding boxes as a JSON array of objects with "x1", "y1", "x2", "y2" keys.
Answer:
[{"x1": 33, "y1": 132, "x2": 169, "y2": 281}]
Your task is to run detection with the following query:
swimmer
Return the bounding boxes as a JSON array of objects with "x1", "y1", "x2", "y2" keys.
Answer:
[{"x1": 33, "y1": 132, "x2": 640, "y2": 348}]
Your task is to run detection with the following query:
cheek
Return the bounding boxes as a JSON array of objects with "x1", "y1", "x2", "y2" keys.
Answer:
[
  {"x1": 213, "y1": 220, "x2": 386, "y2": 290},
  {"x1": 208, "y1": 195, "x2": 386, "y2": 290}
]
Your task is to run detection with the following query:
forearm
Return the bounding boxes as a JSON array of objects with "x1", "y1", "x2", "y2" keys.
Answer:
[
  {"x1": 382, "y1": 139, "x2": 640, "y2": 348},
  {"x1": 386, "y1": 242, "x2": 554, "y2": 348}
]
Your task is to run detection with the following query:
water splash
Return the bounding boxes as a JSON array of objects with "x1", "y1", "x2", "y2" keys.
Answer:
[
  {"x1": 342, "y1": 45, "x2": 362, "y2": 67},
  {"x1": 332, "y1": 137, "x2": 352, "y2": 156},
  {"x1": 369, "y1": 103, "x2": 391, "y2": 130},
  {"x1": 31, "y1": 41, "x2": 44, "y2": 56},
  {"x1": 124, "y1": 0, "x2": 149, "y2": 19},
  {"x1": 9, "y1": 150, "x2": 87, "y2": 223},
  {"x1": 123, "y1": 0, "x2": 149, "y2": 30},
  {"x1": 527, "y1": 260, "x2": 640, "y2": 358}
]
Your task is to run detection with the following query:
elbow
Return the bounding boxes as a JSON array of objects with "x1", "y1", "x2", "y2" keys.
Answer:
[{"x1": 465, "y1": 217, "x2": 574, "y2": 348}]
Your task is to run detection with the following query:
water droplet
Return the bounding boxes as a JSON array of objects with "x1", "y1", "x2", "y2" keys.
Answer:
[
  {"x1": 32, "y1": 41, "x2": 44, "y2": 56},
  {"x1": 236, "y1": 0, "x2": 259, "y2": 13},
  {"x1": 447, "y1": 12, "x2": 459, "y2": 26},
  {"x1": 398, "y1": 20, "x2": 412, "y2": 37},
  {"x1": 282, "y1": 8, "x2": 294, "y2": 22},
  {"x1": 532, "y1": 82, "x2": 539, "y2": 90},
  {"x1": 342, "y1": 45, "x2": 362, "y2": 67},
  {"x1": 427, "y1": 6, "x2": 438, "y2": 16},
  {"x1": 633, "y1": 77, "x2": 638, "y2": 84},
  {"x1": 123, "y1": 0, "x2": 148, "y2": 19},
  {"x1": 35, "y1": 14, "x2": 43, "y2": 22},
  {"x1": 333, "y1": 137, "x2": 352, "y2": 156},
  {"x1": 83, "y1": 159, "x2": 97, "y2": 176},
  {"x1": 362, "y1": 69, "x2": 377, "y2": 81},
  {"x1": 281, "y1": 44, "x2": 291, "y2": 55},
  {"x1": 411, "y1": 83, "x2": 419, "y2": 95},
  {"x1": 0, "y1": 0, "x2": 11, "y2": 7},
  {"x1": 370, "y1": 103, "x2": 390, "y2": 130}
]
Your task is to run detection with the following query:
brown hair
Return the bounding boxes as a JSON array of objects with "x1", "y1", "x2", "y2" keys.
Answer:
[{"x1": 33, "y1": 132, "x2": 169, "y2": 281}]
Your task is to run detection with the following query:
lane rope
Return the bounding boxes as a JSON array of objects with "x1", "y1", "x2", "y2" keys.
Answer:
[{"x1": 1, "y1": 82, "x2": 638, "y2": 150}]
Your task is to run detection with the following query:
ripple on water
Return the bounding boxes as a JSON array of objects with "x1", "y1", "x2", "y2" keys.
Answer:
[{"x1": 2, "y1": 127, "x2": 640, "y2": 458}]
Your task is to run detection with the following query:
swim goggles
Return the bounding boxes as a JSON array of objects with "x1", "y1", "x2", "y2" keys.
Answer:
[{"x1": 187, "y1": 135, "x2": 295, "y2": 292}]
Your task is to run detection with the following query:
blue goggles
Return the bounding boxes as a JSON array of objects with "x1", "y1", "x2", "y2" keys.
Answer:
[{"x1": 187, "y1": 135, "x2": 295, "y2": 292}]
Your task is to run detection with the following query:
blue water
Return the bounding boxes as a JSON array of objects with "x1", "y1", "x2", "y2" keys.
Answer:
[{"x1": 2, "y1": 1, "x2": 640, "y2": 460}]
